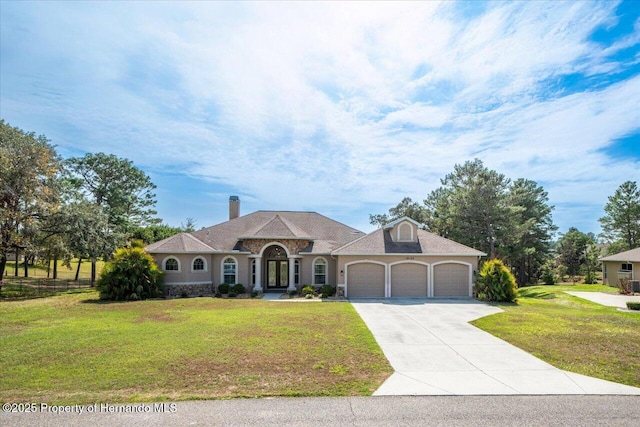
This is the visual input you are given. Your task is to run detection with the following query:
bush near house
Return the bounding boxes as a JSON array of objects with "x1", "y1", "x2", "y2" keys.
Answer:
[
  {"x1": 97, "y1": 246, "x2": 163, "y2": 301},
  {"x1": 475, "y1": 259, "x2": 518, "y2": 302},
  {"x1": 627, "y1": 302, "x2": 640, "y2": 311},
  {"x1": 217, "y1": 283, "x2": 230, "y2": 294},
  {"x1": 302, "y1": 285, "x2": 315, "y2": 296},
  {"x1": 320, "y1": 285, "x2": 336, "y2": 298}
]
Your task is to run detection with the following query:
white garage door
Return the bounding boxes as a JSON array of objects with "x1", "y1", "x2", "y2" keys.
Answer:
[
  {"x1": 391, "y1": 263, "x2": 428, "y2": 297},
  {"x1": 347, "y1": 263, "x2": 385, "y2": 297},
  {"x1": 433, "y1": 263, "x2": 470, "y2": 297}
]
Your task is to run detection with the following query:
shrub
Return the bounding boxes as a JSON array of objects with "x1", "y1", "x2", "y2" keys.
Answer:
[
  {"x1": 540, "y1": 262, "x2": 557, "y2": 285},
  {"x1": 214, "y1": 292, "x2": 222, "y2": 298},
  {"x1": 228, "y1": 292, "x2": 237, "y2": 298},
  {"x1": 97, "y1": 246, "x2": 163, "y2": 301},
  {"x1": 289, "y1": 290, "x2": 298, "y2": 297},
  {"x1": 218, "y1": 283, "x2": 230, "y2": 294},
  {"x1": 627, "y1": 302, "x2": 640, "y2": 310},
  {"x1": 320, "y1": 285, "x2": 335, "y2": 298},
  {"x1": 251, "y1": 291, "x2": 258, "y2": 298},
  {"x1": 475, "y1": 259, "x2": 518, "y2": 303},
  {"x1": 231, "y1": 283, "x2": 246, "y2": 294},
  {"x1": 302, "y1": 285, "x2": 315, "y2": 296}
]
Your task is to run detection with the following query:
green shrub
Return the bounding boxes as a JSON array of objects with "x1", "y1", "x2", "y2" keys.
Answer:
[
  {"x1": 97, "y1": 246, "x2": 163, "y2": 301},
  {"x1": 214, "y1": 292, "x2": 222, "y2": 298},
  {"x1": 320, "y1": 285, "x2": 335, "y2": 297},
  {"x1": 627, "y1": 302, "x2": 640, "y2": 311},
  {"x1": 540, "y1": 262, "x2": 557, "y2": 285},
  {"x1": 251, "y1": 291, "x2": 258, "y2": 298},
  {"x1": 218, "y1": 283, "x2": 230, "y2": 294},
  {"x1": 289, "y1": 290, "x2": 298, "y2": 297},
  {"x1": 474, "y1": 259, "x2": 518, "y2": 303},
  {"x1": 228, "y1": 292, "x2": 237, "y2": 298},
  {"x1": 302, "y1": 285, "x2": 315, "y2": 296},
  {"x1": 231, "y1": 283, "x2": 246, "y2": 294}
]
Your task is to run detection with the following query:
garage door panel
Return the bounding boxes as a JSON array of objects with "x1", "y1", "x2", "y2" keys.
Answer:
[
  {"x1": 391, "y1": 263, "x2": 427, "y2": 297},
  {"x1": 348, "y1": 263, "x2": 385, "y2": 297},
  {"x1": 434, "y1": 263, "x2": 469, "y2": 297}
]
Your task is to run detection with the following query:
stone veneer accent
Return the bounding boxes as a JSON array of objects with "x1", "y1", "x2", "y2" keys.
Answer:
[
  {"x1": 243, "y1": 239, "x2": 311, "y2": 255},
  {"x1": 165, "y1": 283, "x2": 214, "y2": 298}
]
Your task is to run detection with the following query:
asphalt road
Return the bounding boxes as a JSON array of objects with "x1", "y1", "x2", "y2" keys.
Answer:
[{"x1": 2, "y1": 396, "x2": 640, "y2": 426}]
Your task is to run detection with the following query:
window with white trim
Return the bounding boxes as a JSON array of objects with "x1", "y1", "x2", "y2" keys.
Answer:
[
  {"x1": 164, "y1": 258, "x2": 179, "y2": 271},
  {"x1": 622, "y1": 263, "x2": 633, "y2": 272},
  {"x1": 192, "y1": 257, "x2": 205, "y2": 271},
  {"x1": 223, "y1": 257, "x2": 237, "y2": 284},
  {"x1": 398, "y1": 222, "x2": 412, "y2": 241},
  {"x1": 314, "y1": 258, "x2": 327, "y2": 285}
]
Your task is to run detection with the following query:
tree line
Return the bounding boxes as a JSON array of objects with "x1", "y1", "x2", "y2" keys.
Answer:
[
  {"x1": 370, "y1": 159, "x2": 639, "y2": 287},
  {"x1": 0, "y1": 120, "x2": 190, "y2": 283}
]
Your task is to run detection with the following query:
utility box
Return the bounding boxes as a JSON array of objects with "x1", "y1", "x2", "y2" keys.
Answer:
[{"x1": 632, "y1": 280, "x2": 640, "y2": 293}]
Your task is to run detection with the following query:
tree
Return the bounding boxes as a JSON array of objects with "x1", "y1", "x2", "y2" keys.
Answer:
[
  {"x1": 65, "y1": 153, "x2": 159, "y2": 234},
  {"x1": 558, "y1": 227, "x2": 593, "y2": 284},
  {"x1": 503, "y1": 179, "x2": 557, "y2": 286},
  {"x1": 582, "y1": 242, "x2": 600, "y2": 284},
  {"x1": 0, "y1": 120, "x2": 62, "y2": 277},
  {"x1": 369, "y1": 197, "x2": 426, "y2": 227},
  {"x1": 424, "y1": 159, "x2": 513, "y2": 258},
  {"x1": 474, "y1": 259, "x2": 518, "y2": 302},
  {"x1": 130, "y1": 224, "x2": 183, "y2": 244},
  {"x1": 97, "y1": 243, "x2": 163, "y2": 301},
  {"x1": 599, "y1": 181, "x2": 640, "y2": 252}
]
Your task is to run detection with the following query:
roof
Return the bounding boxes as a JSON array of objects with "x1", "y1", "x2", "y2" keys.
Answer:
[
  {"x1": 333, "y1": 228, "x2": 486, "y2": 256},
  {"x1": 600, "y1": 247, "x2": 640, "y2": 262},
  {"x1": 151, "y1": 211, "x2": 366, "y2": 254},
  {"x1": 146, "y1": 233, "x2": 216, "y2": 253}
]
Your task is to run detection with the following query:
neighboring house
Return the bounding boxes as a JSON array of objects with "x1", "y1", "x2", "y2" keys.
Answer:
[
  {"x1": 146, "y1": 197, "x2": 485, "y2": 298},
  {"x1": 600, "y1": 247, "x2": 640, "y2": 288}
]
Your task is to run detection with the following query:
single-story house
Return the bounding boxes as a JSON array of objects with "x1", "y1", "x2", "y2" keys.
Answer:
[
  {"x1": 600, "y1": 247, "x2": 640, "y2": 289},
  {"x1": 146, "y1": 196, "x2": 486, "y2": 298}
]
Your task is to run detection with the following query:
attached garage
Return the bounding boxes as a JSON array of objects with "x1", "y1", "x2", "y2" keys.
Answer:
[
  {"x1": 390, "y1": 263, "x2": 428, "y2": 297},
  {"x1": 433, "y1": 262, "x2": 470, "y2": 297},
  {"x1": 347, "y1": 263, "x2": 385, "y2": 297}
]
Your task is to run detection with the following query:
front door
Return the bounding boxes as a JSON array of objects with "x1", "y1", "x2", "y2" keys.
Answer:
[
  {"x1": 267, "y1": 260, "x2": 289, "y2": 289},
  {"x1": 265, "y1": 245, "x2": 289, "y2": 289}
]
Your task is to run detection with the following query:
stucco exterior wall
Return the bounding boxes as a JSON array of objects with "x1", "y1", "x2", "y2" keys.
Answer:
[{"x1": 602, "y1": 260, "x2": 638, "y2": 288}]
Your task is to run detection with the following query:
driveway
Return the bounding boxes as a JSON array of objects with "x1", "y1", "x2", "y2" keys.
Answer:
[
  {"x1": 566, "y1": 291, "x2": 640, "y2": 309},
  {"x1": 351, "y1": 298, "x2": 640, "y2": 395}
]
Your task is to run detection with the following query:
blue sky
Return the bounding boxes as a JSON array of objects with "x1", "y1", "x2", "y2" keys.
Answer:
[{"x1": 1, "y1": 1, "x2": 639, "y2": 236}]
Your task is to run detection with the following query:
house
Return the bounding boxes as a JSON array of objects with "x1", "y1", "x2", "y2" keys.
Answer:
[
  {"x1": 146, "y1": 196, "x2": 486, "y2": 298},
  {"x1": 600, "y1": 247, "x2": 640, "y2": 289}
]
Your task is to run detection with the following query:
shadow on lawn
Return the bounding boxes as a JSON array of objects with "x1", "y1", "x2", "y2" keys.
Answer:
[{"x1": 517, "y1": 286, "x2": 557, "y2": 299}]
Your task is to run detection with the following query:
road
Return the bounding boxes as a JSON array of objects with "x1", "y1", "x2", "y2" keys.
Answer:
[{"x1": 2, "y1": 396, "x2": 640, "y2": 426}]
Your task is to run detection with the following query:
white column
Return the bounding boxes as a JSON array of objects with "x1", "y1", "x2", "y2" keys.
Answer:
[
  {"x1": 253, "y1": 257, "x2": 262, "y2": 292},
  {"x1": 287, "y1": 257, "x2": 297, "y2": 291}
]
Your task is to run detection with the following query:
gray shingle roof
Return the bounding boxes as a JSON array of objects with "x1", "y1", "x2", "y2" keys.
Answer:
[
  {"x1": 333, "y1": 228, "x2": 486, "y2": 255},
  {"x1": 600, "y1": 247, "x2": 640, "y2": 262},
  {"x1": 146, "y1": 233, "x2": 216, "y2": 253},
  {"x1": 152, "y1": 211, "x2": 366, "y2": 254}
]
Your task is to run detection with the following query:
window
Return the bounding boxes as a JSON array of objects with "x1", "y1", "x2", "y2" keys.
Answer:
[
  {"x1": 192, "y1": 257, "x2": 205, "y2": 271},
  {"x1": 314, "y1": 258, "x2": 327, "y2": 285},
  {"x1": 251, "y1": 259, "x2": 256, "y2": 285},
  {"x1": 223, "y1": 257, "x2": 237, "y2": 284},
  {"x1": 622, "y1": 263, "x2": 633, "y2": 272},
  {"x1": 294, "y1": 259, "x2": 300, "y2": 285},
  {"x1": 164, "y1": 258, "x2": 179, "y2": 271}
]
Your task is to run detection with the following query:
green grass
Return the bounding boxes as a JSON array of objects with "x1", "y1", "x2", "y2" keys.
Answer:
[
  {"x1": 0, "y1": 291, "x2": 392, "y2": 404},
  {"x1": 3, "y1": 259, "x2": 104, "y2": 280},
  {"x1": 471, "y1": 285, "x2": 640, "y2": 388}
]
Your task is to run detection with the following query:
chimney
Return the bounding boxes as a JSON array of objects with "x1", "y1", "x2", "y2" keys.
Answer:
[{"x1": 229, "y1": 196, "x2": 240, "y2": 220}]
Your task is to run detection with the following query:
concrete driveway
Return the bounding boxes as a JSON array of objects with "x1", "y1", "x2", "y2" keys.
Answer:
[{"x1": 351, "y1": 298, "x2": 640, "y2": 395}]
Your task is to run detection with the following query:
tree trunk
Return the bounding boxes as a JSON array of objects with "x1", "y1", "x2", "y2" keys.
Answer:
[
  {"x1": 0, "y1": 253, "x2": 6, "y2": 279},
  {"x1": 47, "y1": 257, "x2": 51, "y2": 278},
  {"x1": 24, "y1": 256, "x2": 28, "y2": 277},
  {"x1": 15, "y1": 247, "x2": 19, "y2": 277},
  {"x1": 53, "y1": 255, "x2": 58, "y2": 279},
  {"x1": 90, "y1": 260, "x2": 96, "y2": 287},
  {"x1": 75, "y1": 258, "x2": 82, "y2": 281}
]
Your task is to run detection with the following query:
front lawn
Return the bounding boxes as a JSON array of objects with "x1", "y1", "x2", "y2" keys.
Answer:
[
  {"x1": 471, "y1": 285, "x2": 640, "y2": 388},
  {"x1": 0, "y1": 291, "x2": 392, "y2": 404}
]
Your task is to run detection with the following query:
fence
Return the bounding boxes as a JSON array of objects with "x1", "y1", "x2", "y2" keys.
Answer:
[{"x1": 0, "y1": 278, "x2": 93, "y2": 300}]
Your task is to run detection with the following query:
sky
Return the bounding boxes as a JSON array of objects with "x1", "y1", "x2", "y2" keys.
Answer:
[{"x1": 1, "y1": 1, "x2": 639, "y2": 237}]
